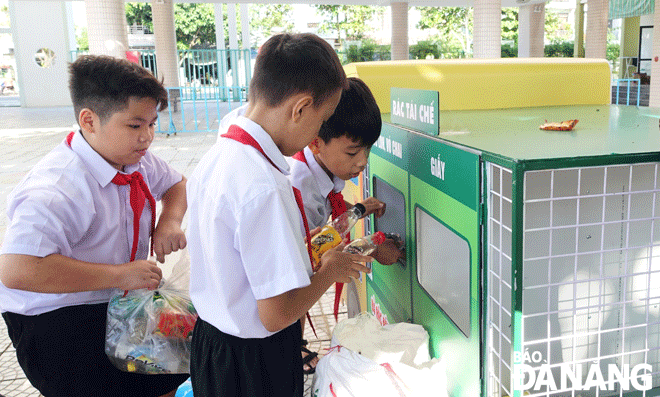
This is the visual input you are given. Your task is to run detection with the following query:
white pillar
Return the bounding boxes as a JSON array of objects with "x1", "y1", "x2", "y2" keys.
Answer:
[
  {"x1": 585, "y1": 0, "x2": 609, "y2": 58},
  {"x1": 227, "y1": 4, "x2": 239, "y2": 49},
  {"x1": 152, "y1": 0, "x2": 179, "y2": 112},
  {"x1": 9, "y1": 0, "x2": 73, "y2": 107},
  {"x1": 473, "y1": 0, "x2": 501, "y2": 58},
  {"x1": 215, "y1": 3, "x2": 225, "y2": 50},
  {"x1": 518, "y1": 3, "x2": 545, "y2": 57},
  {"x1": 85, "y1": 0, "x2": 128, "y2": 58},
  {"x1": 391, "y1": 2, "x2": 408, "y2": 60},
  {"x1": 214, "y1": 3, "x2": 229, "y2": 97},
  {"x1": 227, "y1": 4, "x2": 240, "y2": 100},
  {"x1": 648, "y1": 2, "x2": 660, "y2": 107},
  {"x1": 240, "y1": 3, "x2": 250, "y2": 50}
]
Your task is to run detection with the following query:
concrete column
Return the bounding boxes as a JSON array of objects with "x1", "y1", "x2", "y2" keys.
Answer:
[
  {"x1": 240, "y1": 3, "x2": 250, "y2": 50},
  {"x1": 227, "y1": 4, "x2": 239, "y2": 49},
  {"x1": 585, "y1": 0, "x2": 609, "y2": 58},
  {"x1": 473, "y1": 0, "x2": 501, "y2": 58},
  {"x1": 619, "y1": 17, "x2": 640, "y2": 78},
  {"x1": 518, "y1": 3, "x2": 545, "y2": 57},
  {"x1": 85, "y1": 0, "x2": 128, "y2": 58},
  {"x1": 9, "y1": 0, "x2": 73, "y2": 106},
  {"x1": 227, "y1": 4, "x2": 240, "y2": 100},
  {"x1": 151, "y1": 0, "x2": 179, "y2": 89},
  {"x1": 574, "y1": 0, "x2": 585, "y2": 57},
  {"x1": 215, "y1": 3, "x2": 229, "y2": 99},
  {"x1": 215, "y1": 3, "x2": 225, "y2": 50},
  {"x1": 648, "y1": 2, "x2": 660, "y2": 107},
  {"x1": 390, "y1": 2, "x2": 408, "y2": 60}
]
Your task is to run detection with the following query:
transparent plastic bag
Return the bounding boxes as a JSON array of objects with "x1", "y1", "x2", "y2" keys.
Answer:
[{"x1": 105, "y1": 256, "x2": 196, "y2": 374}]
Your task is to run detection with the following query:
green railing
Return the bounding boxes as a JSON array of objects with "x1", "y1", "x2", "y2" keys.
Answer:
[
  {"x1": 70, "y1": 48, "x2": 252, "y2": 102},
  {"x1": 612, "y1": 78, "x2": 641, "y2": 106}
]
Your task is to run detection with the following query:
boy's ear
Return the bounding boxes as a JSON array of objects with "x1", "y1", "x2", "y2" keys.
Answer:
[
  {"x1": 291, "y1": 95, "x2": 314, "y2": 123},
  {"x1": 78, "y1": 108, "x2": 98, "y2": 134}
]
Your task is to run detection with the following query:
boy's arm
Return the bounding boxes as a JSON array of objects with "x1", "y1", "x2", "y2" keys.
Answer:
[
  {"x1": 256, "y1": 243, "x2": 371, "y2": 333},
  {"x1": 348, "y1": 197, "x2": 386, "y2": 218},
  {"x1": 0, "y1": 253, "x2": 162, "y2": 293},
  {"x1": 153, "y1": 176, "x2": 187, "y2": 263}
]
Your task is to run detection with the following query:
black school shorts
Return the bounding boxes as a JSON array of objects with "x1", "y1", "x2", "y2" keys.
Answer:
[
  {"x1": 190, "y1": 318, "x2": 303, "y2": 397},
  {"x1": 2, "y1": 303, "x2": 189, "y2": 397}
]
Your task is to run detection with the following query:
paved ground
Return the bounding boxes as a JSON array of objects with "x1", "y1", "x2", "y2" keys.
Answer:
[{"x1": 0, "y1": 104, "x2": 344, "y2": 396}]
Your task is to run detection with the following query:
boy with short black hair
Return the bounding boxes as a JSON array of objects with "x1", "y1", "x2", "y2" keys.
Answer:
[
  {"x1": 288, "y1": 77, "x2": 404, "y2": 372},
  {"x1": 0, "y1": 55, "x2": 189, "y2": 397},
  {"x1": 187, "y1": 33, "x2": 372, "y2": 397}
]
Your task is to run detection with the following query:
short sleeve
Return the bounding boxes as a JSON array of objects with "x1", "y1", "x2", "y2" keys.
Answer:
[
  {"x1": 140, "y1": 151, "x2": 183, "y2": 201},
  {"x1": 235, "y1": 186, "x2": 311, "y2": 300},
  {"x1": 2, "y1": 181, "x2": 92, "y2": 258}
]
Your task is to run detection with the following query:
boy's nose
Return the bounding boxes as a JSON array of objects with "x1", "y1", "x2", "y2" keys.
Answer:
[
  {"x1": 356, "y1": 152, "x2": 368, "y2": 167},
  {"x1": 139, "y1": 126, "x2": 154, "y2": 142}
]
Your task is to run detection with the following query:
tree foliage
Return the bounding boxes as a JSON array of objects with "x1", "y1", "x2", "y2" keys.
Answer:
[
  {"x1": 125, "y1": 3, "x2": 295, "y2": 49},
  {"x1": 313, "y1": 5, "x2": 383, "y2": 42},
  {"x1": 174, "y1": 4, "x2": 216, "y2": 49},
  {"x1": 415, "y1": 6, "x2": 472, "y2": 53},
  {"x1": 250, "y1": 4, "x2": 294, "y2": 42}
]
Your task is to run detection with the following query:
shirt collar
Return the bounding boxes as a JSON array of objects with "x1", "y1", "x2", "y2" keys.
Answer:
[
  {"x1": 69, "y1": 130, "x2": 122, "y2": 187},
  {"x1": 303, "y1": 146, "x2": 345, "y2": 197},
  {"x1": 233, "y1": 116, "x2": 291, "y2": 175}
]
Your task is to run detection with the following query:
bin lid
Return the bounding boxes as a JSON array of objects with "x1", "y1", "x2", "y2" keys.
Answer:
[{"x1": 384, "y1": 105, "x2": 660, "y2": 164}]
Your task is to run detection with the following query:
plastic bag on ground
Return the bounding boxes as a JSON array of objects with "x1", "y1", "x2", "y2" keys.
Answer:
[
  {"x1": 311, "y1": 346, "x2": 447, "y2": 397},
  {"x1": 105, "y1": 258, "x2": 196, "y2": 374},
  {"x1": 331, "y1": 312, "x2": 430, "y2": 367},
  {"x1": 313, "y1": 312, "x2": 448, "y2": 397}
]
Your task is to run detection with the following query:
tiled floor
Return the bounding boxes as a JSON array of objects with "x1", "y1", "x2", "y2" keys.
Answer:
[{"x1": 0, "y1": 105, "x2": 346, "y2": 397}]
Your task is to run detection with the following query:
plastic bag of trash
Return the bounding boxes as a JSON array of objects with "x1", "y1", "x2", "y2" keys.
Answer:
[
  {"x1": 105, "y1": 262, "x2": 197, "y2": 375},
  {"x1": 313, "y1": 313, "x2": 448, "y2": 397},
  {"x1": 311, "y1": 345, "x2": 447, "y2": 397},
  {"x1": 331, "y1": 312, "x2": 431, "y2": 367}
]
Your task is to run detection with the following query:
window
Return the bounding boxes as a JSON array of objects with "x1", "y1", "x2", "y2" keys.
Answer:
[{"x1": 416, "y1": 207, "x2": 471, "y2": 337}]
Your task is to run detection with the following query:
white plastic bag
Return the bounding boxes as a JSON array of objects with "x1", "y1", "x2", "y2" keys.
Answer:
[
  {"x1": 312, "y1": 313, "x2": 448, "y2": 397},
  {"x1": 105, "y1": 255, "x2": 196, "y2": 374},
  {"x1": 331, "y1": 312, "x2": 431, "y2": 367},
  {"x1": 311, "y1": 346, "x2": 447, "y2": 397}
]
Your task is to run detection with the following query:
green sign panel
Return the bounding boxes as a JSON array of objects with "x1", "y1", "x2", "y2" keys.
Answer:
[{"x1": 390, "y1": 87, "x2": 439, "y2": 136}]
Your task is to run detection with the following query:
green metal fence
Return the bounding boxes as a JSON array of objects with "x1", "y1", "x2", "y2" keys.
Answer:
[{"x1": 70, "y1": 48, "x2": 252, "y2": 102}]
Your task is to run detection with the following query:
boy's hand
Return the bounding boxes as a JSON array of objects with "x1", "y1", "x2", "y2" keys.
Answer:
[
  {"x1": 116, "y1": 259, "x2": 163, "y2": 290},
  {"x1": 153, "y1": 219, "x2": 187, "y2": 263},
  {"x1": 360, "y1": 197, "x2": 386, "y2": 218},
  {"x1": 318, "y1": 242, "x2": 372, "y2": 283},
  {"x1": 371, "y1": 239, "x2": 405, "y2": 265}
]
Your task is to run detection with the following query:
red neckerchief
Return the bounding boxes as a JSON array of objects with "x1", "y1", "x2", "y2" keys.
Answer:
[
  {"x1": 65, "y1": 131, "x2": 155, "y2": 262},
  {"x1": 292, "y1": 149, "x2": 348, "y2": 321},
  {"x1": 224, "y1": 127, "x2": 318, "y2": 336}
]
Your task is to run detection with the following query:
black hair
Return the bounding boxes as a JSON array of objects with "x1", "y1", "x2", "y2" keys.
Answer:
[
  {"x1": 318, "y1": 77, "x2": 381, "y2": 147},
  {"x1": 69, "y1": 55, "x2": 168, "y2": 123},
  {"x1": 249, "y1": 33, "x2": 347, "y2": 108}
]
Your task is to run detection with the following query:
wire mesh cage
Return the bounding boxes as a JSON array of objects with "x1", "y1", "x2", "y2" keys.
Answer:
[{"x1": 488, "y1": 161, "x2": 660, "y2": 397}]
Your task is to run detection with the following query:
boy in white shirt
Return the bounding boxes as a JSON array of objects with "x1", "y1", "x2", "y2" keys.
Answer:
[
  {"x1": 216, "y1": 78, "x2": 404, "y2": 374},
  {"x1": 288, "y1": 77, "x2": 405, "y2": 372},
  {"x1": 187, "y1": 33, "x2": 372, "y2": 397},
  {"x1": 0, "y1": 55, "x2": 189, "y2": 397}
]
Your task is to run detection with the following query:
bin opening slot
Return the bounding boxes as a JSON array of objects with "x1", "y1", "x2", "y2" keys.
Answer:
[{"x1": 372, "y1": 176, "x2": 407, "y2": 267}]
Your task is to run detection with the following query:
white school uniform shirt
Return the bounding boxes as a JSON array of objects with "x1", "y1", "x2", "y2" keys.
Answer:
[
  {"x1": 187, "y1": 116, "x2": 312, "y2": 339},
  {"x1": 0, "y1": 130, "x2": 182, "y2": 316},
  {"x1": 286, "y1": 146, "x2": 345, "y2": 230},
  {"x1": 217, "y1": 103, "x2": 248, "y2": 140}
]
